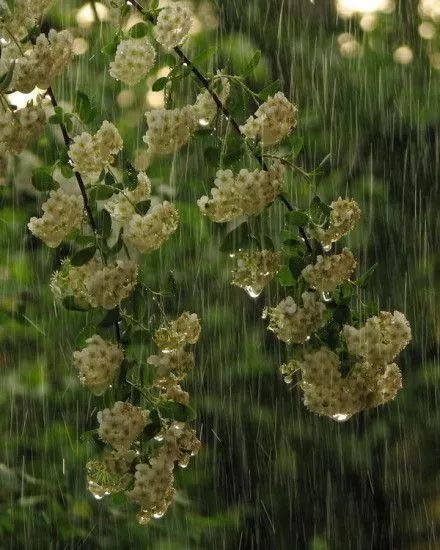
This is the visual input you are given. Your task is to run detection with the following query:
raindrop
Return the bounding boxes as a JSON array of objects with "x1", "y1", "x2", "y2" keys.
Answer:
[
  {"x1": 331, "y1": 413, "x2": 352, "y2": 423},
  {"x1": 199, "y1": 118, "x2": 210, "y2": 127}
]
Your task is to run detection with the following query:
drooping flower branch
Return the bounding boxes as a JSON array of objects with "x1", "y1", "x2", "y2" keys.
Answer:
[
  {"x1": 0, "y1": 0, "x2": 202, "y2": 526},
  {"x1": 112, "y1": 0, "x2": 412, "y2": 421},
  {"x1": 0, "y1": 0, "x2": 413, "y2": 528}
]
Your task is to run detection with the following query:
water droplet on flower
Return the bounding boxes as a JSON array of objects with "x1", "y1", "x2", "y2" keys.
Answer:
[
  {"x1": 321, "y1": 292, "x2": 332, "y2": 302},
  {"x1": 245, "y1": 286, "x2": 263, "y2": 298},
  {"x1": 199, "y1": 118, "x2": 209, "y2": 127},
  {"x1": 153, "y1": 512, "x2": 165, "y2": 519},
  {"x1": 182, "y1": 62, "x2": 188, "y2": 67},
  {"x1": 331, "y1": 413, "x2": 351, "y2": 423},
  {"x1": 323, "y1": 244, "x2": 332, "y2": 252}
]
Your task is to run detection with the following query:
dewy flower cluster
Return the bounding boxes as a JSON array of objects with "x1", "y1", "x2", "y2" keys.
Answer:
[
  {"x1": 301, "y1": 248, "x2": 357, "y2": 293},
  {"x1": 143, "y1": 106, "x2": 197, "y2": 155},
  {"x1": 281, "y1": 309, "x2": 411, "y2": 420},
  {"x1": 69, "y1": 121, "x2": 123, "y2": 183},
  {"x1": 264, "y1": 293, "x2": 326, "y2": 344},
  {"x1": 154, "y1": 312, "x2": 201, "y2": 353},
  {"x1": 13, "y1": 30, "x2": 74, "y2": 93},
  {"x1": 231, "y1": 249, "x2": 281, "y2": 298},
  {"x1": 192, "y1": 75, "x2": 231, "y2": 126},
  {"x1": 343, "y1": 311, "x2": 412, "y2": 366},
  {"x1": 28, "y1": 189, "x2": 84, "y2": 248},
  {"x1": 98, "y1": 401, "x2": 150, "y2": 451},
  {"x1": 86, "y1": 311, "x2": 201, "y2": 523},
  {"x1": 109, "y1": 37, "x2": 156, "y2": 86},
  {"x1": 312, "y1": 197, "x2": 362, "y2": 247},
  {"x1": 73, "y1": 334, "x2": 124, "y2": 395},
  {"x1": 153, "y1": 4, "x2": 193, "y2": 50},
  {"x1": 124, "y1": 202, "x2": 179, "y2": 253},
  {"x1": 197, "y1": 162, "x2": 285, "y2": 222},
  {"x1": 103, "y1": 171, "x2": 179, "y2": 253},
  {"x1": 128, "y1": 422, "x2": 201, "y2": 524},
  {"x1": 104, "y1": 172, "x2": 152, "y2": 222},
  {"x1": 0, "y1": 0, "x2": 52, "y2": 39},
  {"x1": 240, "y1": 92, "x2": 298, "y2": 146},
  {"x1": 51, "y1": 257, "x2": 138, "y2": 310},
  {"x1": 0, "y1": 101, "x2": 46, "y2": 157}
]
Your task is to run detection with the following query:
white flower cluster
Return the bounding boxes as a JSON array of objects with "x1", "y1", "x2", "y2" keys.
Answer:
[
  {"x1": 301, "y1": 248, "x2": 356, "y2": 293},
  {"x1": 104, "y1": 172, "x2": 151, "y2": 223},
  {"x1": 147, "y1": 348, "x2": 195, "y2": 388},
  {"x1": 154, "y1": 312, "x2": 201, "y2": 353},
  {"x1": 13, "y1": 30, "x2": 74, "y2": 93},
  {"x1": 284, "y1": 344, "x2": 408, "y2": 420},
  {"x1": 312, "y1": 197, "x2": 361, "y2": 247},
  {"x1": 109, "y1": 38, "x2": 156, "y2": 86},
  {"x1": 264, "y1": 292, "x2": 326, "y2": 344},
  {"x1": 127, "y1": 422, "x2": 200, "y2": 524},
  {"x1": 143, "y1": 106, "x2": 197, "y2": 155},
  {"x1": 198, "y1": 162, "x2": 284, "y2": 223},
  {"x1": 86, "y1": 455, "x2": 134, "y2": 499},
  {"x1": 0, "y1": 101, "x2": 46, "y2": 157},
  {"x1": 51, "y1": 258, "x2": 138, "y2": 310},
  {"x1": 51, "y1": 257, "x2": 101, "y2": 307},
  {"x1": 73, "y1": 334, "x2": 123, "y2": 395},
  {"x1": 124, "y1": 202, "x2": 179, "y2": 253},
  {"x1": 192, "y1": 75, "x2": 231, "y2": 126},
  {"x1": 240, "y1": 92, "x2": 298, "y2": 146},
  {"x1": 27, "y1": 189, "x2": 83, "y2": 248},
  {"x1": 0, "y1": 0, "x2": 52, "y2": 40},
  {"x1": 69, "y1": 121, "x2": 123, "y2": 183},
  {"x1": 153, "y1": 4, "x2": 192, "y2": 50},
  {"x1": 231, "y1": 249, "x2": 281, "y2": 298},
  {"x1": 86, "y1": 259, "x2": 138, "y2": 310},
  {"x1": 97, "y1": 401, "x2": 149, "y2": 451},
  {"x1": 343, "y1": 311, "x2": 412, "y2": 366}
]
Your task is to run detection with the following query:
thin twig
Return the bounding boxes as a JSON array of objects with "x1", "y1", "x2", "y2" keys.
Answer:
[{"x1": 46, "y1": 86, "x2": 122, "y2": 342}]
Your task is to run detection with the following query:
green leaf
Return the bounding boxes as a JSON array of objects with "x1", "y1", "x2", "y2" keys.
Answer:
[
  {"x1": 258, "y1": 80, "x2": 281, "y2": 100},
  {"x1": 243, "y1": 50, "x2": 261, "y2": 76},
  {"x1": 75, "y1": 91, "x2": 96, "y2": 124},
  {"x1": 152, "y1": 76, "x2": 168, "y2": 91},
  {"x1": 286, "y1": 210, "x2": 310, "y2": 227},
  {"x1": 276, "y1": 265, "x2": 295, "y2": 287},
  {"x1": 98, "y1": 308, "x2": 120, "y2": 328},
  {"x1": 128, "y1": 21, "x2": 149, "y2": 38},
  {"x1": 158, "y1": 400, "x2": 196, "y2": 422},
  {"x1": 31, "y1": 167, "x2": 57, "y2": 192},
  {"x1": 310, "y1": 195, "x2": 331, "y2": 223},
  {"x1": 143, "y1": 409, "x2": 162, "y2": 441},
  {"x1": 89, "y1": 185, "x2": 116, "y2": 201},
  {"x1": 101, "y1": 37, "x2": 119, "y2": 56},
  {"x1": 333, "y1": 304, "x2": 351, "y2": 324},
  {"x1": 286, "y1": 135, "x2": 304, "y2": 157},
  {"x1": 353, "y1": 263, "x2": 378, "y2": 288},
  {"x1": 75, "y1": 235, "x2": 96, "y2": 247},
  {"x1": 0, "y1": 60, "x2": 15, "y2": 91},
  {"x1": 222, "y1": 148, "x2": 243, "y2": 167},
  {"x1": 289, "y1": 255, "x2": 307, "y2": 278},
  {"x1": 204, "y1": 146, "x2": 220, "y2": 166},
  {"x1": 70, "y1": 246, "x2": 97, "y2": 267},
  {"x1": 220, "y1": 223, "x2": 252, "y2": 253},
  {"x1": 97, "y1": 210, "x2": 112, "y2": 239},
  {"x1": 62, "y1": 296, "x2": 91, "y2": 312},
  {"x1": 136, "y1": 200, "x2": 151, "y2": 215}
]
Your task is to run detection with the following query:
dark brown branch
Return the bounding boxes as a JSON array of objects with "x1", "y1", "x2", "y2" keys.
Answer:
[{"x1": 46, "y1": 86, "x2": 122, "y2": 341}]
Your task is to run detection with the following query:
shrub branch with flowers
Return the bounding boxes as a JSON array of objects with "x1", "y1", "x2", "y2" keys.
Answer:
[{"x1": 0, "y1": 0, "x2": 412, "y2": 526}]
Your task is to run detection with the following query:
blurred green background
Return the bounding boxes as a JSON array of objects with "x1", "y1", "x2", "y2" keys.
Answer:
[{"x1": 1, "y1": 0, "x2": 439, "y2": 547}]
